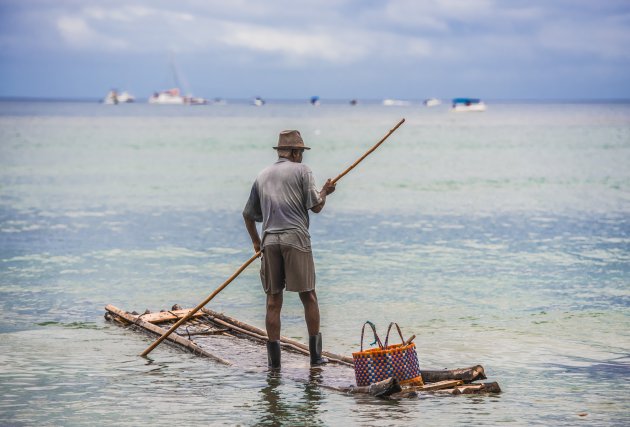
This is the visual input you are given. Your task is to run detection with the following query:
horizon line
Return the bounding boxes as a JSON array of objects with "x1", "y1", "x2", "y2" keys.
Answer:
[{"x1": 1, "y1": 96, "x2": 630, "y2": 104}]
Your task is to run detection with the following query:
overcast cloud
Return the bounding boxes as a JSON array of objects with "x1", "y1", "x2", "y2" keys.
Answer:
[{"x1": 0, "y1": 0, "x2": 629, "y2": 99}]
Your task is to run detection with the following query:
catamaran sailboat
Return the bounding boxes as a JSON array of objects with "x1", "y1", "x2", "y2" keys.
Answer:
[
  {"x1": 148, "y1": 88, "x2": 185, "y2": 104},
  {"x1": 148, "y1": 88, "x2": 208, "y2": 105},
  {"x1": 149, "y1": 56, "x2": 208, "y2": 105}
]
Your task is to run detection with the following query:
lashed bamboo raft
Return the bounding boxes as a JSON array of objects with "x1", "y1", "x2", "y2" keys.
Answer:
[{"x1": 105, "y1": 304, "x2": 501, "y2": 398}]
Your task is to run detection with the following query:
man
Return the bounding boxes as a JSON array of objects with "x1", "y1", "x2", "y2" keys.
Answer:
[{"x1": 243, "y1": 129, "x2": 336, "y2": 370}]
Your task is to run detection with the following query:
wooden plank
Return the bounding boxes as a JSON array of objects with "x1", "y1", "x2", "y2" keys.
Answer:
[
  {"x1": 412, "y1": 379, "x2": 463, "y2": 392},
  {"x1": 183, "y1": 328, "x2": 230, "y2": 337},
  {"x1": 138, "y1": 309, "x2": 205, "y2": 324},
  {"x1": 455, "y1": 384, "x2": 483, "y2": 394},
  {"x1": 104, "y1": 304, "x2": 232, "y2": 365}
]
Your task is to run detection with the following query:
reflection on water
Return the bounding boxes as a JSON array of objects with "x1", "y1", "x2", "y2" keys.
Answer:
[{"x1": 257, "y1": 370, "x2": 324, "y2": 426}]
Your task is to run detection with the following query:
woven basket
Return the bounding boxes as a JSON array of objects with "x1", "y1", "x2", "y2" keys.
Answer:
[{"x1": 352, "y1": 322, "x2": 422, "y2": 387}]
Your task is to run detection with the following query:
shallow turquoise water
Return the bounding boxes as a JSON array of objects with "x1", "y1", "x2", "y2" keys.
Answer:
[{"x1": 1, "y1": 100, "x2": 629, "y2": 425}]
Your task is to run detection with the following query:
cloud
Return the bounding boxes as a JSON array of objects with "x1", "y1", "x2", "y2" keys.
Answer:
[
  {"x1": 215, "y1": 21, "x2": 432, "y2": 65},
  {"x1": 538, "y1": 17, "x2": 630, "y2": 59},
  {"x1": 1, "y1": 0, "x2": 629, "y2": 98},
  {"x1": 6, "y1": 0, "x2": 630, "y2": 64},
  {"x1": 83, "y1": 5, "x2": 194, "y2": 23},
  {"x1": 43, "y1": 2, "x2": 435, "y2": 65},
  {"x1": 218, "y1": 23, "x2": 363, "y2": 63},
  {"x1": 57, "y1": 16, "x2": 128, "y2": 50}
]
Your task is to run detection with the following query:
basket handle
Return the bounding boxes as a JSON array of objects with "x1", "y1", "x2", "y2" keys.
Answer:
[
  {"x1": 360, "y1": 321, "x2": 383, "y2": 351},
  {"x1": 383, "y1": 322, "x2": 406, "y2": 348}
]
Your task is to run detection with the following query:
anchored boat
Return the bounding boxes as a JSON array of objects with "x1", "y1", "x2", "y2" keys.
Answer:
[
  {"x1": 423, "y1": 98, "x2": 441, "y2": 107},
  {"x1": 451, "y1": 98, "x2": 487, "y2": 112},
  {"x1": 105, "y1": 304, "x2": 501, "y2": 398},
  {"x1": 103, "y1": 90, "x2": 135, "y2": 104},
  {"x1": 149, "y1": 54, "x2": 208, "y2": 105}
]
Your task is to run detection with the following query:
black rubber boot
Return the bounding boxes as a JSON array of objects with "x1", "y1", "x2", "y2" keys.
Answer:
[
  {"x1": 309, "y1": 333, "x2": 329, "y2": 366},
  {"x1": 267, "y1": 341, "x2": 281, "y2": 370}
]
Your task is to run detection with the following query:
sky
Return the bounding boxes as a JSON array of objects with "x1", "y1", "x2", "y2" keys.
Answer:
[{"x1": 0, "y1": 0, "x2": 629, "y2": 100}]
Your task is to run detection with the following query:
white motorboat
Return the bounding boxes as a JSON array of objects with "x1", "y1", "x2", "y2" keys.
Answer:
[
  {"x1": 117, "y1": 91, "x2": 135, "y2": 103},
  {"x1": 103, "y1": 90, "x2": 135, "y2": 104},
  {"x1": 383, "y1": 99, "x2": 410, "y2": 107},
  {"x1": 187, "y1": 96, "x2": 208, "y2": 105},
  {"x1": 423, "y1": 98, "x2": 441, "y2": 107},
  {"x1": 252, "y1": 97, "x2": 265, "y2": 106},
  {"x1": 103, "y1": 91, "x2": 117, "y2": 105},
  {"x1": 451, "y1": 98, "x2": 487, "y2": 112}
]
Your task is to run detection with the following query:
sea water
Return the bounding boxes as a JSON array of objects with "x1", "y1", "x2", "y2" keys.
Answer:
[{"x1": 0, "y1": 100, "x2": 628, "y2": 426}]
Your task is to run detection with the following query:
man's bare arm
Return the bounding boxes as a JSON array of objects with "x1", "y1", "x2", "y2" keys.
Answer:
[
  {"x1": 311, "y1": 179, "x2": 336, "y2": 214},
  {"x1": 243, "y1": 214, "x2": 261, "y2": 253}
]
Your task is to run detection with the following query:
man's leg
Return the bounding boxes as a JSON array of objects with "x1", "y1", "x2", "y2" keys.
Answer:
[
  {"x1": 266, "y1": 292, "x2": 283, "y2": 341},
  {"x1": 300, "y1": 290, "x2": 329, "y2": 366},
  {"x1": 266, "y1": 292, "x2": 283, "y2": 369},
  {"x1": 299, "y1": 290, "x2": 319, "y2": 336}
]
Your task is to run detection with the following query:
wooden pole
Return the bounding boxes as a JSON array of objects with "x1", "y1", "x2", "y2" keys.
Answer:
[
  {"x1": 140, "y1": 118, "x2": 405, "y2": 357},
  {"x1": 140, "y1": 251, "x2": 261, "y2": 357},
  {"x1": 332, "y1": 118, "x2": 405, "y2": 185}
]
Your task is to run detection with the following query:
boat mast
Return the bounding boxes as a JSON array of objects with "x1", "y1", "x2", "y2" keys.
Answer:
[{"x1": 169, "y1": 52, "x2": 191, "y2": 96}]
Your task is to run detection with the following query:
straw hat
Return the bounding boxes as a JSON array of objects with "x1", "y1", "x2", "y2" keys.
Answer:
[{"x1": 273, "y1": 130, "x2": 311, "y2": 150}]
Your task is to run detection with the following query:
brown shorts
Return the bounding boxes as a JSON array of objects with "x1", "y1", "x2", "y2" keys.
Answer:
[{"x1": 260, "y1": 243, "x2": 316, "y2": 295}]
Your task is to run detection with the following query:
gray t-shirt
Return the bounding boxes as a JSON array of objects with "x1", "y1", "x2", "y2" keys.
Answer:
[{"x1": 243, "y1": 158, "x2": 322, "y2": 251}]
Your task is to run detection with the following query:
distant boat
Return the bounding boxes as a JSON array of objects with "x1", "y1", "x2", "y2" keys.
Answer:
[
  {"x1": 349, "y1": 99, "x2": 358, "y2": 106},
  {"x1": 149, "y1": 88, "x2": 186, "y2": 105},
  {"x1": 149, "y1": 55, "x2": 208, "y2": 105},
  {"x1": 103, "y1": 90, "x2": 135, "y2": 104},
  {"x1": 451, "y1": 98, "x2": 487, "y2": 112},
  {"x1": 383, "y1": 99, "x2": 410, "y2": 107},
  {"x1": 310, "y1": 96, "x2": 320, "y2": 106},
  {"x1": 187, "y1": 96, "x2": 208, "y2": 105},
  {"x1": 213, "y1": 98, "x2": 227, "y2": 105},
  {"x1": 252, "y1": 97, "x2": 265, "y2": 106},
  {"x1": 148, "y1": 88, "x2": 208, "y2": 105},
  {"x1": 423, "y1": 98, "x2": 441, "y2": 107}
]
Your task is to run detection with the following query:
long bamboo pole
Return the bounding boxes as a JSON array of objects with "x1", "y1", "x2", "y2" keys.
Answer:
[
  {"x1": 332, "y1": 118, "x2": 405, "y2": 184},
  {"x1": 140, "y1": 251, "x2": 260, "y2": 356},
  {"x1": 140, "y1": 118, "x2": 405, "y2": 357}
]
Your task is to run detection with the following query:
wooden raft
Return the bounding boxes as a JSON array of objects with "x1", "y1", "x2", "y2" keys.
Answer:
[{"x1": 105, "y1": 304, "x2": 501, "y2": 398}]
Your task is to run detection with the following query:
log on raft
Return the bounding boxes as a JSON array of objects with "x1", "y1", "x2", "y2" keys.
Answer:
[
  {"x1": 434, "y1": 381, "x2": 502, "y2": 395},
  {"x1": 336, "y1": 377, "x2": 402, "y2": 397},
  {"x1": 421, "y1": 365, "x2": 487, "y2": 384}
]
